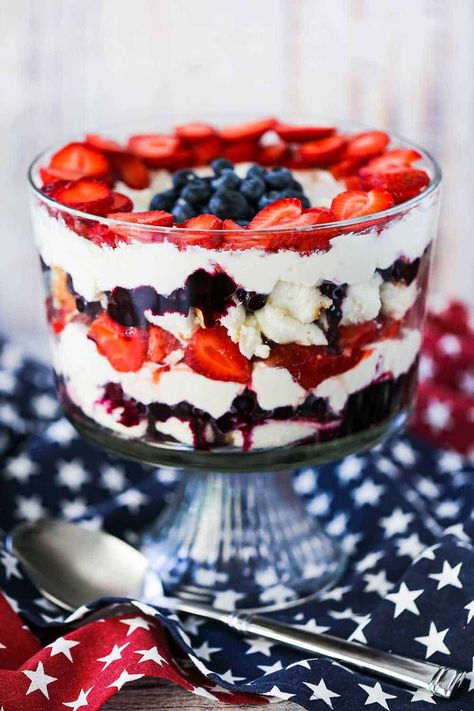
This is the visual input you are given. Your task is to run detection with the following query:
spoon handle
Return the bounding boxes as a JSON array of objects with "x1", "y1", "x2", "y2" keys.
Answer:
[{"x1": 168, "y1": 599, "x2": 464, "y2": 699}]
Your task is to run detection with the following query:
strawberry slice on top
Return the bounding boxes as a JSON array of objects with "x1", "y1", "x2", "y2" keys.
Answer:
[
  {"x1": 85, "y1": 134, "x2": 124, "y2": 154},
  {"x1": 107, "y1": 210, "x2": 174, "y2": 226},
  {"x1": 108, "y1": 192, "x2": 134, "y2": 213},
  {"x1": 298, "y1": 135, "x2": 347, "y2": 166},
  {"x1": 168, "y1": 214, "x2": 223, "y2": 249},
  {"x1": 274, "y1": 123, "x2": 335, "y2": 143},
  {"x1": 109, "y1": 152, "x2": 150, "y2": 189},
  {"x1": 50, "y1": 142, "x2": 110, "y2": 178},
  {"x1": 344, "y1": 130, "x2": 390, "y2": 159},
  {"x1": 175, "y1": 123, "x2": 217, "y2": 143},
  {"x1": 364, "y1": 148, "x2": 422, "y2": 172},
  {"x1": 185, "y1": 326, "x2": 251, "y2": 383},
  {"x1": 88, "y1": 312, "x2": 148, "y2": 372},
  {"x1": 331, "y1": 189, "x2": 394, "y2": 220},
  {"x1": 45, "y1": 178, "x2": 113, "y2": 215},
  {"x1": 359, "y1": 167, "x2": 430, "y2": 204},
  {"x1": 248, "y1": 197, "x2": 303, "y2": 229},
  {"x1": 219, "y1": 117, "x2": 276, "y2": 143},
  {"x1": 127, "y1": 134, "x2": 180, "y2": 166}
]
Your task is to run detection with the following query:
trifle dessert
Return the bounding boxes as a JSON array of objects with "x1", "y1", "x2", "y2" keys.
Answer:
[{"x1": 30, "y1": 118, "x2": 440, "y2": 458}]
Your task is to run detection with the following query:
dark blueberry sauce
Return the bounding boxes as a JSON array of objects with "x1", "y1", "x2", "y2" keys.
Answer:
[
  {"x1": 98, "y1": 382, "x2": 146, "y2": 427},
  {"x1": 378, "y1": 257, "x2": 420, "y2": 285},
  {"x1": 235, "y1": 289, "x2": 268, "y2": 312},
  {"x1": 319, "y1": 281, "x2": 347, "y2": 347}
]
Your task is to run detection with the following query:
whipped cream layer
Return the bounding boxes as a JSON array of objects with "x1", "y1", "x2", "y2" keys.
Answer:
[
  {"x1": 32, "y1": 188, "x2": 438, "y2": 303},
  {"x1": 55, "y1": 321, "x2": 420, "y2": 450}
]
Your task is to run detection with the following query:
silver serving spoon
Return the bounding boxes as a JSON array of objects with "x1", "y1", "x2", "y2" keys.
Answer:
[{"x1": 9, "y1": 519, "x2": 465, "y2": 699}]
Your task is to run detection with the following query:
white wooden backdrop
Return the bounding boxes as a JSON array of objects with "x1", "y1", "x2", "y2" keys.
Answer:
[{"x1": 1, "y1": 0, "x2": 473, "y2": 354}]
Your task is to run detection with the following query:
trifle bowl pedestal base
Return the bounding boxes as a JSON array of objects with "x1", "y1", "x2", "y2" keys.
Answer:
[{"x1": 140, "y1": 468, "x2": 346, "y2": 612}]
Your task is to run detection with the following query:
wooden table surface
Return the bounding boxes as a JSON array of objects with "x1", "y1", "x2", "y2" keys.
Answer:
[{"x1": 104, "y1": 678, "x2": 299, "y2": 709}]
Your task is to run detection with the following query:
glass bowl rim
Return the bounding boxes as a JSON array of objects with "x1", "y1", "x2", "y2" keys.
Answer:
[{"x1": 27, "y1": 122, "x2": 442, "y2": 236}]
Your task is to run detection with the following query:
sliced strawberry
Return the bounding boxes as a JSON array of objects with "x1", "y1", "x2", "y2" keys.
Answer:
[
  {"x1": 46, "y1": 178, "x2": 113, "y2": 215},
  {"x1": 40, "y1": 166, "x2": 83, "y2": 185},
  {"x1": 147, "y1": 325, "x2": 181, "y2": 363},
  {"x1": 108, "y1": 192, "x2": 134, "y2": 213},
  {"x1": 258, "y1": 141, "x2": 290, "y2": 166},
  {"x1": 175, "y1": 123, "x2": 216, "y2": 143},
  {"x1": 331, "y1": 189, "x2": 394, "y2": 220},
  {"x1": 109, "y1": 152, "x2": 150, "y2": 189},
  {"x1": 50, "y1": 142, "x2": 110, "y2": 178},
  {"x1": 364, "y1": 148, "x2": 422, "y2": 172},
  {"x1": 222, "y1": 140, "x2": 259, "y2": 163},
  {"x1": 298, "y1": 136, "x2": 347, "y2": 166},
  {"x1": 219, "y1": 118, "x2": 276, "y2": 143},
  {"x1": 330, "y1": 157, "x2": 364, "y2": 179},
  {"x1": 108, "y1": 210, "x2": 174, "y2": 226},
  {"x1": 266, "y1": 343, "x2": 365, "y2": 390},
  {"x1": 359, "y1": 167, "x2": 430, "y2": 204},
  {"x1": 248, "y1": 198, "x2": 303, "y2": 229},
  {"x1": 344, "y1": 175, "x2": 363, "y2": 190},
  {"x1": 168, "y1": 214, "x2": 223, "y2": 249},
  {"x1": 127, "y1": 134, "x2": 180, "y2": 166},
  {"x1": 338, "y1": 320, "x2": 380, "y2": 349},
  {"x1": 85, "y1": 134, "x2": 124, "y2": 154},
  {"x1": 192, "y1": 135, "x2": 223, "y2": 165},
  {"x1": 88, "y1": 312, "x2": 148, "y2": 372},
  {"x1": 345, "y1": 131, "x2": 389, "y2": 159},
  {"x1": 185, "y1": 326, "x2": 251, "y2": 383},
  {"x1": 274, "y1": 123, "x2": 335, "y2": 143},
  {"x1": 179, "y1": 214, "x2": 223, "y2": 230},
  {"x1": 222, "y1": 218, "x2": 242, "y2": 230},
  {"x1": 88, "y1": 223, "x2": 125, "y2": 248}
]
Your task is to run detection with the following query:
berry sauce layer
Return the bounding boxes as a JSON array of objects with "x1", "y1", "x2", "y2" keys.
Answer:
[{"x1": 31, "y1": 118, "x2": 439, "y2": 452}]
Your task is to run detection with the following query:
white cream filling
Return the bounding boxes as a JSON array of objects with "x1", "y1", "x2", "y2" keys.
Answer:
[
  {"x1": 251, "y1": 363, "x2": 306, "y2": 410},
  {"x1": 341, "y1": 273, "x2": 382, "y2": 325},
  {"x1": 314, "y1": 329, "x2": 421, "y2": 411},
  {"x1": 32, "y1": 188, "x2": 438, "y2": 303},
  {"x1": 380, "y1": 280, "x2": 418, "y2": 320},
  {"x1": 155, "y1": 417, "x2": 194, "y2": 446},
  {"x1": 250, "y1": 421, "x2": 320, "y2": 449},
  {"x1": 144, "y1": 309, "x2": 199, "y2": 341},
  {"x1": 219, "y1": 303, "x2": 269, "y2": 359}
]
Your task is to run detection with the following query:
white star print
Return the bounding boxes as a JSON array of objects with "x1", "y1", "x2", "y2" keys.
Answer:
[
  {"x1": 108, "y1": 670, "x2": 144, "y2": 690},
  {"x1": 264, "y1": 685, "x2": 295, "y2": 700},
  {"x1": 320, "y1": 585, "x2": 351, "y2": 602},
  {"x1": 294, "y1": 468, "x2": 317, "y2": 494},
  {"x1": 416, "y1": 477, "x2": 439, "y2": 499},
  {"x1": 307, "y1": 492, "x2": 332, "y2": 516},
  {"x1": 23, "y1": 661, "x2": 57, "y2": 699},
  {"x1": 353, "y1": 480, "x2": 385, "y2": 507},
  {"x1": 429, "y1": 561, "x2": 463, "y2": 590},
  {"x1": 414, "y1": 543, "x2": 441, "y2": 563},
  {"x1": 415, "y1": 622, "x2": 450, "y2": 658},
  {"x1": 438, "y1": 451, "x2": 464, "y2": 473},
  {"x1": 63, "y1": 686, "x2": 93, "y2": 710},
  {"x1": 287, "y1": 658, "x2": 313, "y2": 670},
  {"x1": 47, "y1": 636, "x2": 79, "y2": 662},
  {"x1": 305, "y1": 679, "x2": 340, "y2": 708},
  {"x1": 46, "y1": 418, "x2": 77, "y2": 445},
  {"x1": 193, "y1": 640, "x2": 222, "y2": 662},
  {"x1": 419, "y1": 354, "x2": 435, "y2": 381},
  {"x1": 380, "y1": 508, "x2": 413, "y2": 537},
  {"x1": 329, "y1": 607, "x2": 358, "y2": 620},
  {"x1": 219, "y1": 668, "x2": 246, "y2": 684},
  {"x1": 259, "y1": 583, "x2": 297, "y2": 606},
  {"x1": 3, "y1": 593, "x2": 20, "y2": 613},
  {"x1": 62, "y1": 498, "x2": 88, "y2": 519},
  {"x1": 16, "y1": 495, "x2": 46, "y2": 521},
  {"x1": 391, "y1": 441, "x2": 416, "y2": 466},
  {"x1": 395, "y1": 533, "x2": 425, "y2": 559},
  {"x1": 117, "y1": 488, "x2": 149, "y2": 513},
  {"x1": 348, "y1": 614, "x2": 371, "y2": 644},
  {"x1": 213, "y1": 589, "x2": 245, "y2": 611},
  {"x1": 356, "y1": 551, "x2": 384, "y2": 573},
  {"x1": 385, "y1": 583, "x2": 423, "y2": 618},
  {"x1": 338, "y1": 455, "x2": 364, "y2": 482},
  {"x1": 465, "y1": 600, "x2": 474, "y2": 624},
  {"x1": 5, "y1": 454, "x2": 38, "y2": 482},
  {"x1": 294, "y1": 618, "x2": 330, "y2": 634},
  {"x1": 460, "y1": 370, "x2": 474, "y2": 396},
  {"x1": 258, "y1": 660, "x2": 283, "y2": 676},
  {"x1": 56, "y1": 460, "x2": 89, "y2": 491},
  {"x1": 376, "y1": 457, "x2": 399, "y2": 476},
  {"x1": 363, "y1": 570, "x2": 394, "y2": 597},
  {"x1": 438, "y1": 334, "x2": 461, "y2": 356},
  {"x1": 465, "y1": 656, "x2": 474, "y2": 691},
  {"x1": 410, "y1": 687, "x2": 436, "y2": 703},
  {"x1": 424, "y1": 401, "x2": 452, "y2": 432},
  {"x1": 97, "y1": 642, "x2": 129, "y2": 670},
  {"x1": 341, "y1": 532, "x2": 363, "y2": 555},
  {"x1": 244, "y1": 637, "x2": 275, "y2": 657},
  {"x1": 192, "y1": 687, "x2": 219, "y2": 701},
  {"x1": 326, "y1": 512, "x2": 348, "y2": 537},
  {"x1": 359, "y1": 681, "x2": 396, "y2": 709},
  {"x1": 181, "y1": 616, "x2": 206, "y2": 636},
  {"x1": 120, "y1": 616, "x2": 152, "y2": 636},
  {"x1": 32, "y1": 393, "x2": 58, "y2": 418},
  {"x1": 0, "y1": 369, "x2": 15, "y2": 393},
  {"x1": 100, "y1": 465, "x2": 126, "y2": 492},
  {"x1": 1, "y1": 551, "x2": 21, "y2": 579},
  {"x1": 436, "y1": 499, "x2": 461, "y2": 519},
  {"x1": 134, "y1": 646, "x2": 167, "y2": 665}
]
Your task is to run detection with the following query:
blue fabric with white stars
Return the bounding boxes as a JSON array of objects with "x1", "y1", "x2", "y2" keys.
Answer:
[{"x1": 1, "y1": 335, "x2": 474, "y2": 710}]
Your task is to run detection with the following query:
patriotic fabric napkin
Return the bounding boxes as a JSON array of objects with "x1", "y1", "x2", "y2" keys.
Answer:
[{"x1": 0, "y1": 298, "x2": 473, "y2": 710}]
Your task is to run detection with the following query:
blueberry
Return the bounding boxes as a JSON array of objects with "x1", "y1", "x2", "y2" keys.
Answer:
[
  {"x1": 240, "y1": 176, "x2": 266, "y2": 202},
  {"x1": 257, "y1": 190, "x2": 281, "y2": 209},
  {"x1": 181, "y1": 179, "x2": 212, "y2": 205},
  {"x1": 172, "y1": 169, "x2": 196, "y2": 190},
  {"x1": 265, "y1": 167, "x2": 293, "y2": 189},
  {"x1": 289, "y1": 178, "x2": 303, "y2": 191},
  {"x1": 149, "y1": 188, "x2": 178, "y2": 211},
  {"x1": 209, "y1": 189, "x2": 250, "y2": 220},
  {"x1": 211, "y1": 170, "x2": 241, "y2": 191},
  {"x1": 210, "y1": 158, "x2": 234, "y2": 174},
  {"x1": 172, "y1": 198, "x2": 198, "y2": 223},
  {"x1": 246, "y1": 165, "x2": 266, "y2": 178}
]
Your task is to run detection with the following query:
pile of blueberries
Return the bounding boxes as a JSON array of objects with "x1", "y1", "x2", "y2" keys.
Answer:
[{"x1": 149, "y1": 159, "x2": 311, "y2": 224}]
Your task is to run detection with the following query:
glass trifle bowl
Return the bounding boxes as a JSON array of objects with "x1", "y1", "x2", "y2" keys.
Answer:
[{"x1": 28, "y1": 118, "x2": 441, "y2": 610}]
